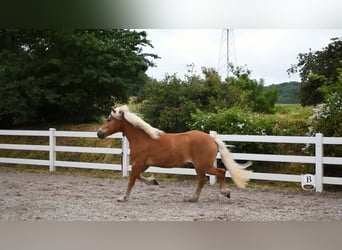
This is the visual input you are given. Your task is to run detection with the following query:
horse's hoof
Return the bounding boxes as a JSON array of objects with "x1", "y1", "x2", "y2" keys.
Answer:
[
  {"x1": 153, "y1": 179, "x2": 159, "y2": 185},
  {"x1": 117, "y1": 196, "x2": 128, "y2": 202},
  {"x1": 221, "y1": 189, "x2": 231, "y2": 198},
  {"x1": 183, "y1": 197, "x2": 198, "y2": 202}
]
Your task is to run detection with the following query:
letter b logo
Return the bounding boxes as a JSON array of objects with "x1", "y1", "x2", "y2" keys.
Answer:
[{"x1": 301, "y1": 174, "x2": 316, "y2": 191}]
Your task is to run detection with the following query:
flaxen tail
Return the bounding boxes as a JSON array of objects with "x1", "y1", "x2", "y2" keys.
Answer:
[{"x1": 215, "y1": 138, "x2": 252, "y2": 188}]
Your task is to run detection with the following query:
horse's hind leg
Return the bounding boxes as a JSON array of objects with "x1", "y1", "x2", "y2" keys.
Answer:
[
  {"x1": 184, "y1": 171, "x2": 206, "y2": 202},
  {"x1": 205, "y1": 166, "x2": 230, "y2": 198}
]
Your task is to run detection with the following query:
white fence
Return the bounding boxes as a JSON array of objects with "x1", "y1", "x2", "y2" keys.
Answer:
[
  {"x1": 1, "y1": 128, "x2": 341, "y2": 192},
  {"x1": 0, "y1": 128, "x2": 127, "y2": 172}
]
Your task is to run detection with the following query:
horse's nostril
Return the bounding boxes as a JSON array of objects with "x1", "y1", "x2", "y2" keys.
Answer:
[{"x1": 97, "y1": 130, "x2": 105, "y2": 139}]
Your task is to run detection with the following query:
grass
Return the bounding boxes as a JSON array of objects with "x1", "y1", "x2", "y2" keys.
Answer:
[
  {"x1": 274, "y1": 104, "x2": 313, "y2": 120},
  {"x1": 0, "y1": 164, "x2": 123, "y2": 179}
]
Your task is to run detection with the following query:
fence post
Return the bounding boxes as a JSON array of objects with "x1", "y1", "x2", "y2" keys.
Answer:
[
  {"x1": 122, "y1": 135, "x2": 129, "y2": 177},
  {"x1": 209, "y1": 131, "x2": 218, "y2": 185},
  {"x1": 49, "y1": 128, "x2": 56, "y2": 171},
  {"x1": 315, "y1": 133, "x2": 323, "y2": 192}
]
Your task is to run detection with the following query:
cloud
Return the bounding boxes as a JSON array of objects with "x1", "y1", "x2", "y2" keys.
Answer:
[
  {"x1": 144, "y1": 29, "x2": 221, "y2": 78},
  {"x1": 143, "y1": 29, "x2": 342, "y2": 85}
]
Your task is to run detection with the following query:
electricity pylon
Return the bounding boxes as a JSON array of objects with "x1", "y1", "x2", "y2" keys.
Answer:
[{"x1": 218, "y1": 29, "x2": 237, "y2": 80}]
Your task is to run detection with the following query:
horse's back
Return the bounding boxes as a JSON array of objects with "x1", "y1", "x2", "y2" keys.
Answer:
[
  {"x1": 186, "y1": 129, "x2": 217, "y2": 149},
  {"x1": 184, "y1": 130, "x2": 215, "y2": 144},
  {"x1": 161, "y1": 130, "x2": 217, "y2": 154},
  {"x1": 161, "y1": 130, "x2": 213, "y2": 143}
]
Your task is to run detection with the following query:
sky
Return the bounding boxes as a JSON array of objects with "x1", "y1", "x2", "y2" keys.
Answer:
[{"x1": 140, "y1": 29, "x2": 342, "y2": 86}]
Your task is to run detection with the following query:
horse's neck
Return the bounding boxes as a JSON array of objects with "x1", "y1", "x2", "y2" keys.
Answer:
[{"x1": 122, "y1": 118, "x2": 148, "y2": 145}]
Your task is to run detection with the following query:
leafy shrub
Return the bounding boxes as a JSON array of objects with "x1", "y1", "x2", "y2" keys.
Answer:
[
  {"x1": 189, "y1": 107, "x2": 311, "y2": 174},
  {"x1": 308, "y1": 94, "x2": 342, "y2": 138},
  {"x1": 190, "y1": 107, "x2": 277, "y2": 135},
  {"x1": 137, "y1": 75, "x2": 199, "y2": 132},
  {"x1": 308, "y1": 69, "x2": 342, "y2": 138},
  {"x1": 138, "y1": 67, "x2": 278, "y2": 132},
  {"x1": 189, "y1": 107, "x2": 309, "y2": 137},
  {"x1": 190, "y1": 106, "x2": 309, "y2": 150}
]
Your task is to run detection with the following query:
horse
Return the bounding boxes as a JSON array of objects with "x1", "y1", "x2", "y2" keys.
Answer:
[{"x1": 97, "y1": 105, "x2": 252, "y2": 202}]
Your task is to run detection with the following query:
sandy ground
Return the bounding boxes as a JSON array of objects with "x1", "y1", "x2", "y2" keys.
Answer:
[{"x1": 1, "y1": 168, "x2": 342, "y2": 221}]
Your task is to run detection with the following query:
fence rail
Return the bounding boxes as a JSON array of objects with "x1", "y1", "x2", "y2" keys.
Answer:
[{"x1": 1, "y1": 128, "x2": 341, "y2": 192}]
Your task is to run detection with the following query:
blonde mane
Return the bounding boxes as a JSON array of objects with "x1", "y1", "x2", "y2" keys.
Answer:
[{"x1": 111, "y1": 105, "x2": 164, "y2": 139}]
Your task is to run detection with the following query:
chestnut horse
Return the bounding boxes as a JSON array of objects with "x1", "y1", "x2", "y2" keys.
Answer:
[{"x1": 97, "y1": 105, "x2": 251, "y2": 202}]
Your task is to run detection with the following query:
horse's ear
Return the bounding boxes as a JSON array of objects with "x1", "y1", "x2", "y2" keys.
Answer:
[{"x1": 111, "y1": 106, "x2": 125, "y2": 119}]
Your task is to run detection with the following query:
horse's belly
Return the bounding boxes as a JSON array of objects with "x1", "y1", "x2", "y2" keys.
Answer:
[{"x1": 146, "y1": 153, "x2": 191, "y2": 168}]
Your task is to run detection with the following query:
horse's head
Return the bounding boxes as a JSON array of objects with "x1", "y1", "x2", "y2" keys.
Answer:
[{"x1": 97, "y1": 106, "x2": 125, "y2": 139}]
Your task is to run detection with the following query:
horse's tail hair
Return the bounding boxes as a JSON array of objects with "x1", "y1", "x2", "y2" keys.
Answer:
[{"x1": 215, "y1": 138, "x2": 252, "y2": 188}]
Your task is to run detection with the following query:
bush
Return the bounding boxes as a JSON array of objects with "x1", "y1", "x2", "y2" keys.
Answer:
[
  {"x1": 308, "y1": 94, "x2": 342, "y2": 138},
  {"x1": 190, "y1": 107, "x2": 277, "y2": 135},
  {"x1": 189, "y1": 107, "x2": 308, "y2": 137},
  {"x1": 137, "y1": 67, "x2": 278, "y2": 132},
  {"x1": 190, "y1": 106, "x2": 308, "y2": 148},
  {"x1": 137, "y1": 75, "x2": 199, "y2": 132},
  {"x1": 189, "y1": 106, "x2": 311, "y2": 174},
  {"x1": 308, "y1": 69, "x2": 342, "y2": 138}
]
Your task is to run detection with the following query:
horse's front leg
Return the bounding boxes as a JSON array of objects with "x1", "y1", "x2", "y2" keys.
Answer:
[
  {"x1": 118, "y1": 166, "x2": 142, "y2": 202},
  {"x1": 184, "y1": 171, "x2": 206, "y2": 202}
]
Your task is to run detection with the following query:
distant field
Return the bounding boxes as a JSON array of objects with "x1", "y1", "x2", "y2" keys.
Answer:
[{"x1": 274, "y1": 104, "x2": 313, "y2": 119}]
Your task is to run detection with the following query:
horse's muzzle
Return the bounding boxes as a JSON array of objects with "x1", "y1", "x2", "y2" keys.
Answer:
[{"x1": 97, "y1": 130, "x2": 105, "y2": 139}]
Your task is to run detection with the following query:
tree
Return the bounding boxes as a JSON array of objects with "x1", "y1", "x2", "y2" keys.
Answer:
[
  {"x1": 227, "y1": 65, "x2": 278, "y2": 113},
  {"x1": 289, "y1": 37, "x2": 342, "y2": 139},
  {"x1": 137, "y1": 74, "x2": 198, "y2": 132},
  {"x1": 0, "y1": 29, "x2": 158, "y2": 127},
  {"x1": 288, "y1": 37, "x2": 342, "y2": 106},
  {"x1": 308, "y1": 69, "x2": 342, "y2": 137},
  {"x1": 137, "y1": 66, "x2": 278, "y2": 132}
]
